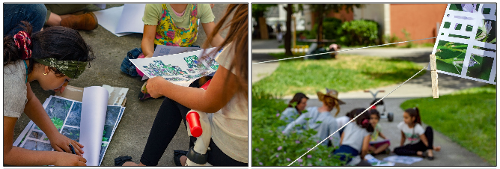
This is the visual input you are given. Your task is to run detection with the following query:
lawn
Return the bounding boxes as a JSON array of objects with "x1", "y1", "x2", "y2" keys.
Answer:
[
  {"x1": 253, "y1": 53, "x2": 425, "y2": 96},
  {"x1": 400, "y1": 85, "x2": 496, "y2": 166}
]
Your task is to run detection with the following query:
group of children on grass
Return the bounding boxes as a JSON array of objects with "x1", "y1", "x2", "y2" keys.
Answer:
[
  {"x1": 4, "y1": 4, "x2": 248, "y2": 166},
  {"x1": 281, "y1": 90, "x2": 441, "y2": 166}
]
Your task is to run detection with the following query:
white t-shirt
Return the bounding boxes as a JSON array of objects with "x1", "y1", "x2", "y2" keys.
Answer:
[
  {"x1": 397, "y1": 121, "x2": 425, "y2": 144},
  {"x1": 210, "y1": 43, "x2": 248, "y2": 163},
  {"x1": 336, "y1": 116, "x2": 350, "y2": 129},
  {"x1": 341, "y1": 123, "x2": 370, "y2": 152},
  {"x1": 4, "y1": 60, "x2": 28, "y2": 118}
]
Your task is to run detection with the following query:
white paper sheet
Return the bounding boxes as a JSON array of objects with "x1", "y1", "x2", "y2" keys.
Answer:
[
  {"x1": 93, "y1": 4, "x2": 145, "y2": 37},
  {"x1": 364, "y1": 154, "x2": 396, "y2": 166},
  {"x1": 383, "y1": 155, "x2": 423, "y2": 165},
  {"x1": 93, "y1": 6, "x2": 130, "y2": 37},
  {"x1": 115, "y1": 4, "x2": 145, "y2": 34},
  {"x1": 130, "y1": 47, "x2": 221, "y2": 87},
  {"x1": 80, "y1": 86, "x2": 109, "y2": 166},
  {"x1": 152, "y1": 45, "x2": 201, "y2": 58}
]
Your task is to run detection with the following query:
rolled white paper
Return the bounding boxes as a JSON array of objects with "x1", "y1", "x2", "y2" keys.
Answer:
[{"x1": 80, "y1": 86, "x2": 109, "y2": 166}]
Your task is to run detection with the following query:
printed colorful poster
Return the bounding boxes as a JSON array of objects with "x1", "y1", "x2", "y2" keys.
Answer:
[
  {"x1": 130, "y1": 47, "x2": 222, "y2": 87},
  {"x1": 13, "y1": 96, "x2": 126, "y2": 166},
  {"x1": 432, "y1": 4, "x2": 496, "y2": 84}
]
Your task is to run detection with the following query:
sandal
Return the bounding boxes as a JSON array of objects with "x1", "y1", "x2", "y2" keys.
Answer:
[
  {"x1": 384, "y1": 148, "x2": 391, "y2": 154},
  {"x1": 138, "y1": 91, "x2": 152, "y2": 101},
  {"x1": 426, "y1": 150, "x2": 435, "y2": 160},
  {"x1": 173, "y1": 150, "x2": 188, "y2": 166},
  {"x1": 114, "y1": 156, "x2": 133, "y2": 166}
]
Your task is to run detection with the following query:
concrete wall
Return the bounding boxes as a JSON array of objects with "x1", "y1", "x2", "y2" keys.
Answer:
[
  {"x1": 390, "y1": 4, "x2": 447, "y2": 44},
  {"x1": 354, "y1": 4, "x2": 387, "y2": 36}
]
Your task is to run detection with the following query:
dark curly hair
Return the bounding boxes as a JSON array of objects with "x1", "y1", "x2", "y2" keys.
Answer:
[{"x1": 349, "y1": 108, "x2": 374, "y2": 132}]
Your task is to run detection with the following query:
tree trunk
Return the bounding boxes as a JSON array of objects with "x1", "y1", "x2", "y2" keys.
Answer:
[
  {"x1": 317, "y1": 7, "x2": 324, "y2": 48},
  {"x1": 258, "y1": 17, "x2": 268, "y2": 39},
  {"x1": 284, "y1": 4, "x2": 293, "y2": 56}
]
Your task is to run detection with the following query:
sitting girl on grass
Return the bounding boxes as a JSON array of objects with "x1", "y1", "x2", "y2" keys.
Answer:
[
  {"x1": 280, "y1": 92, "x2": 309, "y2": 123},
  {"x1": 393, "y1": 107, "x2": 441, "y2": 160}
]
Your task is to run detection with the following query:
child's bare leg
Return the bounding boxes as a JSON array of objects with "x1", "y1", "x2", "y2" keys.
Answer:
[
  {"x1": 122, "y1": 161, "x2": 146, "y2": 166},
  {"x1": 434, "y1": 146, "x2": 441, "y2": 151},
  {"x1": 369, "y1": 145, "x2": 376, "y2": 153},
  {"x1": 416, "y1": 151, "x2": 423, "y2": 156},
  {"x1": 373, "y1": 143, "x2": 390, "y2": 154},
  {"x1": 46, "y1": 13, "x2": 62, "y2": 26}
]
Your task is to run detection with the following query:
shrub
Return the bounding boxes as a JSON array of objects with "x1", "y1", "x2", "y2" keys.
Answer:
[
  {"x1": 339, "y1": 20, "x2": 379, "y2": 46},
  {"x1": 311, "y1": 17, "x2": 343, "y2": 41}
]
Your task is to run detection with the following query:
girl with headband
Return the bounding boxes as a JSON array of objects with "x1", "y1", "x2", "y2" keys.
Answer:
[{"x1": 3, "y1": 21, "x2": 95, "y2": 166}]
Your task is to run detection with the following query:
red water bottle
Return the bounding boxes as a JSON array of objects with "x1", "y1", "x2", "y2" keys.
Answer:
[{"x1": 186, "y1": 111, "x2": 203, "y2": 137}]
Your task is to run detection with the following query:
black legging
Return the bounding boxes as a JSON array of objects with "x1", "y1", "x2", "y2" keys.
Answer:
[
  {"x1": 139, "y1": 79, "x2": 247, "y2": 166},
  {"x1": 393, "y1": 126, "x2": 434, "y2": 155}
]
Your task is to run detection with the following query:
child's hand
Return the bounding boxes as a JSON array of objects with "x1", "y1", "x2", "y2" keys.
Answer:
[
  {"x1": 146, "y1": 76, "x2": 168, "y2": 98},
  {"x1": 53, "y1": 152, "x2": 87, "y2": 166},
  {"x1": 49, "y1": 133, "x2": 84, "y2": 156}
]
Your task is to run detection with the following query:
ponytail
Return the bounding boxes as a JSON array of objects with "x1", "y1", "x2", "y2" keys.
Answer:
[
  {"x1": 4, "y1": 21, "x2": 33, "y2": 66},
  {"x1": 405, "y1": 107, "x2": 422, "y2": 125},
  {"x1": 351, "y1": 108, "x2": 374, "y2": 132}
]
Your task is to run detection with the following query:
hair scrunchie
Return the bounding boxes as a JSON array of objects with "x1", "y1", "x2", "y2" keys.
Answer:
[
  {"x1": 362, "y1": 119, "x2": 369, "y2": 125},
  {"x1": 13, "y1": 31, "x2": 32, "y2": 60}
]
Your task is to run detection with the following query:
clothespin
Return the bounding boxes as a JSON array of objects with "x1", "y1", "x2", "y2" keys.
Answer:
[{"x1": 429, "y1": 54, "x2": 439, "y2": 98}]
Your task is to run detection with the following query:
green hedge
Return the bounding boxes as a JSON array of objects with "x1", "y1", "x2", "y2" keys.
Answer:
[{"x1": 339, "y1": 20, "x2": 380, "y2": 46}]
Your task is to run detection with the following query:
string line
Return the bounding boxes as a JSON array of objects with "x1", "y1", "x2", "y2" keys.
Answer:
[{"x1": 254, "y1": 37, "x2": 437, "y2": 64}]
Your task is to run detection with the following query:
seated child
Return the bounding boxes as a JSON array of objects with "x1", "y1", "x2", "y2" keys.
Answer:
[
  {"x1": 368, "y1": 109, "x2": 391, "y2": 155},
  {"x1": 331, "y1": 108, "x2": 373, "y2": 166},
  {"x1": 393, "y1": 107, "x2": 441, "y2": 160}
]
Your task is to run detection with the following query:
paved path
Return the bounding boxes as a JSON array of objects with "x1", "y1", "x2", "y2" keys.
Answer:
[{"x1": 253, "y1": 40, "x2": 492, "y2": 166}]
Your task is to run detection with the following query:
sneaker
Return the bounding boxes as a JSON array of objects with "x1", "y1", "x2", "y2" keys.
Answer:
[{"x1": 60, "y1": 12, "x2": 98, "y2": 30}]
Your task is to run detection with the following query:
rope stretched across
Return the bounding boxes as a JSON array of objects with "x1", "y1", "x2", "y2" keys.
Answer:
[{"x1": 254, "y1": 37, "x2": 437, "y2": 64}]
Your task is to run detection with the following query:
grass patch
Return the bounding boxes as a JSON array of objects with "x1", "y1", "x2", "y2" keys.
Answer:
[
  {"x1": 253, "y1": 53, "x2": 425, "y2": 96},
  {"x1": 400, "y1": 85, "x2": 496, "y2": 166}
]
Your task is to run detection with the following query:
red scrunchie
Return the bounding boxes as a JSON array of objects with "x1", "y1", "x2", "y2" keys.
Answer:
[
  {"x1": 362, "y1": 119, "x2": 369, "y2": 125},
  {"x1": 13, "y1": 31, "x2": 32, "y2": 60}
]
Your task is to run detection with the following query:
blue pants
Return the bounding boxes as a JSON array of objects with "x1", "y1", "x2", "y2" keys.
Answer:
[
  {"x1": 332, "y1": 145, "x2": 359, "y2": 164},
  {"x1": 3, "y1": 4, "x2": 47, "y2": 36}
]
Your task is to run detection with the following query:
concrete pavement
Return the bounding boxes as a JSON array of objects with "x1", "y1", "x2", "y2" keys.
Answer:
[{"x1": 15, "y1": 4, "x2": 229, "y2": 166}]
